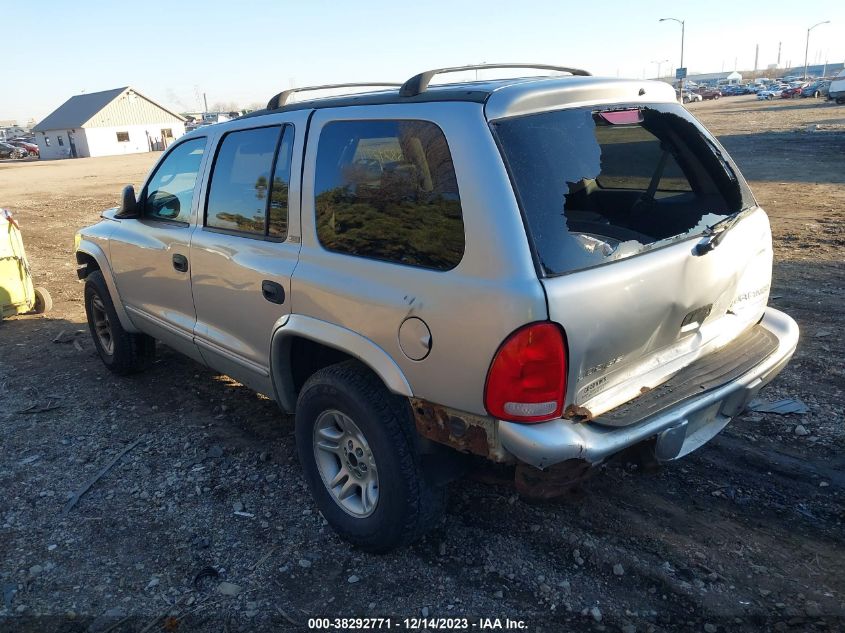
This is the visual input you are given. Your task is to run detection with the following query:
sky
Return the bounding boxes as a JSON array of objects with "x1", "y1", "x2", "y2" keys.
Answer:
[{"x1": 3, "y1": 0, "x2": 843, "y2": 123}]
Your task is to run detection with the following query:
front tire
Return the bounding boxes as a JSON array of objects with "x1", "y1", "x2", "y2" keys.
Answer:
[
  {"x1": 295, "y1": 361, "x2": 445, "y2": 552},
  {"x1": 84, "y1": 270, "x2": 155, "y2": 374}
]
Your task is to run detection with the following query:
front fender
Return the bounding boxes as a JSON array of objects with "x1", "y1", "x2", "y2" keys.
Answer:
[
  {"x1": 270, "y1": 314, "x2": 413, "y2": 413},
  {"x1": 75, "y1": 238, "x2": 139, "y2": 333}
]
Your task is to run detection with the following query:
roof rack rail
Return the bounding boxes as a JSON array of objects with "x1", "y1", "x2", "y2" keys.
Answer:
[
  {"x1": 267, "y1": 83, "x2": 402, "y2": 109},
  {"x1": 399, "y1": 63, "x2": 591, "y2": 97}
]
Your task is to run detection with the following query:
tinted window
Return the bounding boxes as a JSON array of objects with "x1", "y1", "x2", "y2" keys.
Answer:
[
  {"x1": 493, "y1": 104, "x2": 754, "y2": 276},
  {"x1": 268, "y1": 128, "x2": 294, "y2": 239},
  {"x1": 144, "y1": 137, "x2": 206, "y2": 223},
  {"x1": 315, "y1": 120, "x2": 464, "y2": 271},
  {"x1": 206, "y1": 126, "x2": 280, "y2": 234}
]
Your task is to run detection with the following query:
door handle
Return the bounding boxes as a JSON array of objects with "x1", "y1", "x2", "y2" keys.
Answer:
[
  {"x1": 172, "y1": 254, "x2": 189, "y2": 272},
  {"x1": 261, "y1": 280, "x2": 286, "y2": 305}
]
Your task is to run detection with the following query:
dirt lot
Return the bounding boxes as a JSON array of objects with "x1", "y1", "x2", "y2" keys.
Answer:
[{"x1": 1, "y1": 95, "x2": 843, "y2": 632}]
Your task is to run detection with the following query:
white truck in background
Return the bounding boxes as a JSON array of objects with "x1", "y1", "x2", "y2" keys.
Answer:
[{"x1": 828, "y1": 70, "x2": 845, "y2": 104}]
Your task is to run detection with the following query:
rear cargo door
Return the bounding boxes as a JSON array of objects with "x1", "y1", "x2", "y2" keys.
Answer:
[{"x1": 493, "y1": 103, "x2": 773, "y2": 418}]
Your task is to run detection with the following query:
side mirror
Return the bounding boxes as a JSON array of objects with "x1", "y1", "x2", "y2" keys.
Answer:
[{"x1": 116, "y1": 185, "x2": 139, "y2": 218}]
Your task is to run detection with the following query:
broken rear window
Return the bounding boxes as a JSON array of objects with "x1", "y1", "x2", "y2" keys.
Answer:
[{"x1": 492, "y1": 104, "x2": 755, "y2": 276}]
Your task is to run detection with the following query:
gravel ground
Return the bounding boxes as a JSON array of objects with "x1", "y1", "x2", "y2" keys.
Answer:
[{"x1": 1, "y1": 95, "x2": 843, "y2": 632}]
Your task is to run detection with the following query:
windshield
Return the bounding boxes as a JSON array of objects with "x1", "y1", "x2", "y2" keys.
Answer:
[{"x1": 492, "y1": 103, "x2": 755, "y2": 276}]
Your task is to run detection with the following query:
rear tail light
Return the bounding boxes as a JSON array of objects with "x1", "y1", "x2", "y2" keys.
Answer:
[{"x1": 484, "y1": 322, "x2": 567, "y2": 423}]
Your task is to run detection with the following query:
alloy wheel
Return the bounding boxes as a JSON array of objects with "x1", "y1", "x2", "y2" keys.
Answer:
[
  {"x1": 313, "y1": 409, "x2": 379, "y2": 518},
  {"x1": 90, "y1": 295, "x2": 114, "y2": 355}
]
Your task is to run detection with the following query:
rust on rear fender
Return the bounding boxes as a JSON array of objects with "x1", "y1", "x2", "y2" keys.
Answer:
[
  {"x1": 563, "y1": 404, "x2": 594, "y2": 421},
  {"x1": 410, "y1": 398, "x2": 511, "y2": 462}
]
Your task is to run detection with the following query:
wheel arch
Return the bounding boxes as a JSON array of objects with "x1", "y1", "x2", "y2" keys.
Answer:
[
  {"x1": 270, "y1": 315, "x2": 413, "y2": 413},
  {"x1": 75, "y1": 241, "x2": 139, "y2": 333}
]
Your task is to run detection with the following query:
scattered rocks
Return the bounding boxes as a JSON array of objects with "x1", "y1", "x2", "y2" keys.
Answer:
[
  {"x1": 794, "y1": 425, "x2": 811, "y2": 436},
  {"x1": 207, "y1": 445, "x2": 224, "y2": 459},
  {"x1": 347, "y1": 575, "x2": 360, "y2": 584},
  {"x1": 421, "y1": 607, "x2": 430, "y2": 617},
  {"x1": 805, "y1": 602, "x2": 822, "y2": 617},
  {"x1": 704, "y1": 624, "x2": 717, "y2": 633},
  {"x1": 298, "y1": 559, "x2": 312, "y2": 568},
  {"x1": 28, "y1": 565, "x2": 43, "y2": 577},
  {"x1": 232, "y1": 501, "x2": 244, "y2": 513},
  {"x1": 589, "y1": 606, "x2": 602, "y2": 622},
  {"x1": 217, "y1": 582, "x2": 242, "y2": 596},
  {"x1": 613, "y1": 563, "x2": 625, "y2": 576}
]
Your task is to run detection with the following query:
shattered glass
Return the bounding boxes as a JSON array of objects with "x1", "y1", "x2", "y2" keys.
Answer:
[{"x1": 493, "y1": 104, "x2": 754, "y2": 276}]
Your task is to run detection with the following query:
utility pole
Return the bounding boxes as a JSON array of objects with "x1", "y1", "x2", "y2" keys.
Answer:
[
  {"x1": 753, "y1": 44, "x2": 759, "y2": 82},
  {"x1": 203, "y1": 93, "x2": 208, "y2": 113},
  {"x1": 659, "y1": 17, "x2": 686, "y2": 94},
  {"x1": 777, "y1": 42, "x2": 781, "y2": 67},
  {"x1": 804, "y1": 21, "x2": 830, "y2": 79}
]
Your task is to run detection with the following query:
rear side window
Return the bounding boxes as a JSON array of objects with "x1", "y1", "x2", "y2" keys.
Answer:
[
  {"x1": 207, "y1": 126, "x2": 278, "y2": 234},
  {"x1": 314, "y1": 120, "x2": 464, "y2": 271},
  {"x1": 206, "y1": 125, "x2": 293, "y2": 238}
]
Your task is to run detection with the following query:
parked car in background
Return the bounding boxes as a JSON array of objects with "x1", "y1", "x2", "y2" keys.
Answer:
[
  {"x1": 829, "y1": 71, "x2": 845, "y2": 104},
  {"x1": 697, "y1": 87, "x2": 722, "y2": 100},
  {"x1": 677, "y1": 89, "x2": 703, "y2": 104},
  {"x1": 6, "y1": 140, "x2": 39, "y2": 157},
  {"x1": 74, "y1": 64, "x2": 799, "y2": 551},
  {"x1": 781, "y1": 85, "x2": 806, "y2": 99},
  {"x1": 0, "y1": 142, "x2": 27, "y2": 159},
  {"x1": 801, "y1": 80, "x2": 830, "y2": 98},
  {"x1": 757, "y1": 87, "x2": 783, "y2": 100}
]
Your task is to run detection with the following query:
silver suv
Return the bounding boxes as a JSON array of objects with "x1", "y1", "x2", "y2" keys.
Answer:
[{"x1": 75, "y1": 64, "x2": 799, "y2": 551}]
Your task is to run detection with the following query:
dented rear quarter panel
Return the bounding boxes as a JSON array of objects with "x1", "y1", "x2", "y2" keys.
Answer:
[{"x1": 544, "y1": 208, "x2": 773, "y2": 418}]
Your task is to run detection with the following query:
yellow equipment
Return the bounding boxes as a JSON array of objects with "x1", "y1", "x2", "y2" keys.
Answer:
[{"x1": 1, "y1": 209, "x2": 51, "y2": 319}]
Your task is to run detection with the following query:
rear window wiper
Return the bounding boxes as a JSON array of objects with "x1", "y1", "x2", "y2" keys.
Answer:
[{"x1": 694, "y1": 209, "x2": 751, "y2": 256}]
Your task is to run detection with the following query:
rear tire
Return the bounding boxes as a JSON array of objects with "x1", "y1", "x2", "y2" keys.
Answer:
[
  {"x1": 33, "y1": 287, "x2": 52, "y2": 313},
  {"x1": 84, "y1": 270, "x2": 155, "y2": 374},
  {"x1": 295, "y1": 361, "x2": 445, "y2": 552}
]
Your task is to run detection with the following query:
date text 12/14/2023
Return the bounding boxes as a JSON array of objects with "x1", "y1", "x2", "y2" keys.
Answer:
[{"x1": 307, "y1": 617, "x2": 528, "y2": 630}]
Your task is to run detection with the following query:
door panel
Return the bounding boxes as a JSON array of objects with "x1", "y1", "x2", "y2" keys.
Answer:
[
  {"x1": 190, "y1": 233, "x2": 299, "y2": 393},
  {"x1": 110, "y1": 136, "x2": 209, "y2": 361},
  {"x1": 189, "y1": 118, "x2": 305, "y2": 395}
]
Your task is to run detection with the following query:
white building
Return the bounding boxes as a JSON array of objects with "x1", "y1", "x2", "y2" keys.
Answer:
[
  {"x1": 685, "y1": 71, "x2": 743, "y2": 86},
  {"x1": 32, "y1": 87, "x2": 186, "y2": 159}
]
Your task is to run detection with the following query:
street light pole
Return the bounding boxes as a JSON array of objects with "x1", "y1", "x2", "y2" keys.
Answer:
[
  {"x1": 651, "y1": 59, "x2": 669, "y2": 79},
  {"x1": 660, "y1": 17, "x2": 686, "y2": 95},
  {"x1": 804, "y1": 21, "x2": 830, "y2": 79}
]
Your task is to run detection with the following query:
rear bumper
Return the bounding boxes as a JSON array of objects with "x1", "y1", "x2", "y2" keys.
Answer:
[{"x1": 498, "y1": 307, "x2": 799, "y2": 469}]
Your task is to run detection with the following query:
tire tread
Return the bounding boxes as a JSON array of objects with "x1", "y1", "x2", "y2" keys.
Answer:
[{"x1": 298, "y1": 361, "x2": 444, "y2": 552}]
